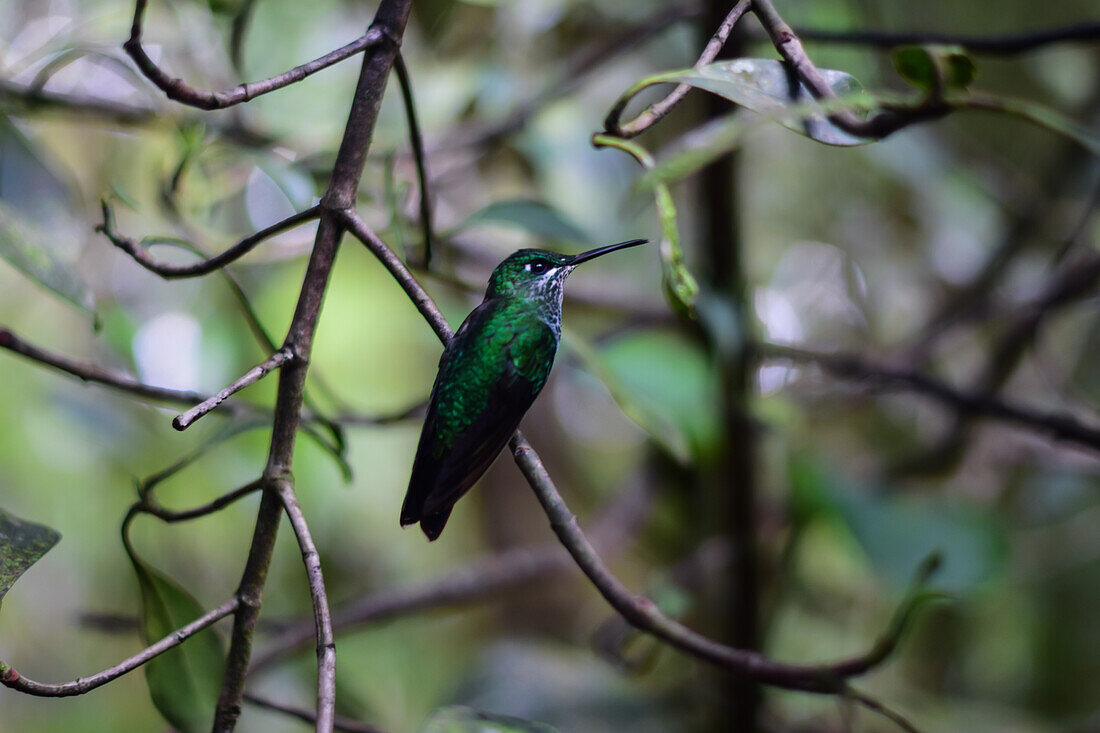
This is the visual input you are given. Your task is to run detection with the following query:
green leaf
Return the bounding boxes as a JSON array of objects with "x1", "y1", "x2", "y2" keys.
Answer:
[
  {"x1": 0, "y1": 117, "x2": 96, "y2": 321},
  {"x1": 424, "y1": 706, "x2": 561, "y2": 733},
  {"x1": 638, "y1": 114, "x2": 752, "y2": 189},
  {"x1": 974, "y1": 94, "x2": 1100, "y2": 157},
  {"x1": 564, "y1": 331, "x2": 692, "y2": 463},
  {"x1": 594, "y1": 330, "x2": 722, "y2": 462},
  {"x1": 453, "y1": 200, "x2": 590, "y2": 244},
  {"x1": 613, "y1": 59, "x2": 871, "y2": 147},
  {"x1": 0, "y1": 509, "x2": 61, "y2": 606},
  {"x1": 893, "y1": 46, "x2": 976, "y2": 92},
  {"x1": 0, "y1": 201, "x2": 96, "y2": 318},
  {"x1": 129, "y1": 553, "x2": 224, "y2": 732},
  {"x1": 0, "y1": 116, "x2": 73, "y2": 222},
  {"x1": 789, "y1": 457, "x2": 1007, "y2": 592}
]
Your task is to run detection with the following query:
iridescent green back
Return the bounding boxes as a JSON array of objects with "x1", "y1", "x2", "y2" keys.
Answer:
[{"x1": 401, "y1": 294, "x2": 559, "y2": 539}]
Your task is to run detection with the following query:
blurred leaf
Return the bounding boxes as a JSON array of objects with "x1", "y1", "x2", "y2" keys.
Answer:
[
  {"x1": 789, "y1": 457, "x2": 1007, "y2": 592},
  {"x1": 0, "y1": 202, "x2": 96, "y2": 318},
  {"x1": 424, "y1": 706, "x2": 560, "y2": 733},
  {"x1": 128, "y1": 553, "x2": 224, "y2": 732},
  {"x1": 614, "y1": 59, "x2": 871, "y2": 146},
  {"x1": 595, "y1": 330, "x2": 721, "y2": 461},
  {"x1": 0, "y1": 509, "x2": 61, "y2": 606},
  {"x1": 0, "y1": 116, "x2": 73, "y2": 222},
  {"x1": 974, "y1": 94, "x2": 1100, "y2": 157},
  {"x1": 893, "y1": 46, "x2": 976, "y2": 92},
  {"x1": 638, "y1": 114, "x2": 751, "y2": 189},
  {"x1": 565, "y1": 331, "x2": 691, "y2": 463},
  {"x1": 454, "y1": 200, "x2": 589, "y2": 244}
]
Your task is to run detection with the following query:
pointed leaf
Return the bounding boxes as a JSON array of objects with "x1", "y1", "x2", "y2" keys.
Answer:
[
  {"x1": 454, "y1": 200, "x2": 590, "y2": 244},
  {"x1": 565, "y1": 332, "x2": 691, "y2": 463},
  {"x1": 0, "y1": 509, "x2": 61, "y2": 605},
  {"x1": 789, "y1": 457, "x2": 1007, "y2": 592},
  {"x1": 424, "y1": 706, "x2": 561, "y2": 733},
  {"x1": 0, "y1": 199, "x2": 96, "y2": 319},
  {"x1": 594, "y1": 330, "x2": 722, "y2": 462},
  {"x1": 130, "y1": 556, "x2": 224, "y2": 732}
]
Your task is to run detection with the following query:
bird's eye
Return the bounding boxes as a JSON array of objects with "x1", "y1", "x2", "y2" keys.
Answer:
[{"x1": 526, "y1": 260, "x2": 550, "y2": 274}]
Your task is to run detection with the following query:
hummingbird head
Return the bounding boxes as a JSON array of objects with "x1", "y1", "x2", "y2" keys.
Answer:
[{"x1": 484, "y1": 239, "x2": 648, "y2": 302}]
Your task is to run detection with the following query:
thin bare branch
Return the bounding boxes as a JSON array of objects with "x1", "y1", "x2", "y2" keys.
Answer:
[
  {"x1": 243, "y1": 693, "x2": 385, "y2": 733},
  {"x1": 760, "y1": 343, "x2": 1100, "y2": 453},
  {"x1": 212, "y1": 1, "x2": 411, "y2": 727},
  {"x1": 173, "y1": 347, "x2": 294, "y2": 431},
  {"x1": 847, "y1": 689, "x2": 922, "y2": 733},
  {"x1": 124, "y1": 0, "x2": 385, "y2": 111},
  {"x1": 608, "y1": 0, "x2": 752, "y2": 138},
  {"x1": 787, "y1": 21, "x2": 1100, "y2": 54},
  {"x1": 0, "y1": 324, "x2": 217, "y2": 407},
  {"x1": 99, "y1": 201, "x2": 322, "y2": 279},
  {"x1": 273, "y1": 479, "x2": 336, "y2": 733},
  {"x1": 142, "y1": 479, "x2": 264, "y2": 523},
  {"x1": 344, "y1": 192, "x2": 926, "y2": 691},
  {"x1": 339, "y1": 210, "x2": 452, "y2": 342},
  {"x1": 392, "y1": 52, "x2": 435, "y2": 266},
  {"x1": 0, "y1": 597, "x2": 238, "y2": 697},
  {"x1": 0, "y1": 80, "x2": 156, "y2": 126},
  {"x1": 509, "y1": 432, "x2": 931, "y2": 692},
  {"x1": 749, "y1": 0, "x2": 949, "y2": 139}
]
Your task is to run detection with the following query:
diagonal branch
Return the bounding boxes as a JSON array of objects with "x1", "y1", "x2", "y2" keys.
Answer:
[
  {"x1": 786, "y1": 21, "x2": 1100, "y2": 54},
  {"x1": 211, "y1": 1, "x2": 412, "y2": 729},
  {"x1": 392, "y1": 52, "x2": 435, "y2": 267},
  {"x1": 339, "y1": 210, "x2": 451, "y2": 341},
  {"x1": 0, "y1": 597, "x2": 239, "y2": 697},
  {"x1": 760, "y1": 343, "x2": 1100, "y2": 453},
  {"x1": 749, "y1": 0, "x2": 950, "y2": 139},
  {"x1": 124, "y1": 0, "x2": 386, "y2": 111},
  {"x1": 172, "y1": 347, "x2": 294, "y2": 431},
  {"x1": 243, "y1": 693, "x2": 384, "y2": 733},
  {"x1": 345, "y1": 206, "x2": 927, "y2": 692},
  {"x1": 0, "y1": 325, "x2": 220, "y2": 407},
  {"x1": 508, "y1": 433, "x2": 929, "y2": 692},
  {"x1": 99, "y1": 201, "x2": 322, "y2": 279}
]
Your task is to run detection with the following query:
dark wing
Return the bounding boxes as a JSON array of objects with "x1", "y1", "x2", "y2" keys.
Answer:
[{"x1": 401, "y1": 300, "x2": 557, "y2": 540}]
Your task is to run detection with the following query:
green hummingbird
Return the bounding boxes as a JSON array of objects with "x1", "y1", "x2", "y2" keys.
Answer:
[{"x1": 401, "y1": 238, "x2": 648, "y2": 540}]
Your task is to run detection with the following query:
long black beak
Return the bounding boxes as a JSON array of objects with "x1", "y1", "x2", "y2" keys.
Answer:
[{"x1": 568, "y1": 238, "x2": 648, "y2": 266}]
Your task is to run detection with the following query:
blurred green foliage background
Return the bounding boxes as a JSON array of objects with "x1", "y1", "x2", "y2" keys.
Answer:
[{"x1": 1, "y1": 0, "x2": 1098, "y2": 731}]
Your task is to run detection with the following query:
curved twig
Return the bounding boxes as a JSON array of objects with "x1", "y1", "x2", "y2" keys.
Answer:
[
  {"x1": 0, "y1": 325, "x2": 217, "y2": 407},
  {"x1": 244, "y1": 693, "x2": 384, "y2": 733},
  {"x1": 760, "y1": 343, "x2": 1100, "y2": 454},
  {"x1": 99, "y1": 201, "x2": 321, "y2": 279},
  {"x1": 392, "y1": 52, "x2": 435, "y2": 266},
  {"x1": 339, "y1": 210, "x2": 452, "y2": 341},
  {"x1": 273, "y1": 479, "x2": 336, "y2": 733},
  {"x1": 607, "y1": 0, "x2": 752, "y2": 138},
  {"x1": 173, "y1": 347, "x2": 294, "y2": 430},
  {"x1": 124, "y1": 0, "x2": 385, "y2": 111},
  {"x1": 0, "y1": 597, "x2": 238, "y2": 697},
  {"x1": 343, "y1": 204, "x2": 929, "y2": 691}
]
